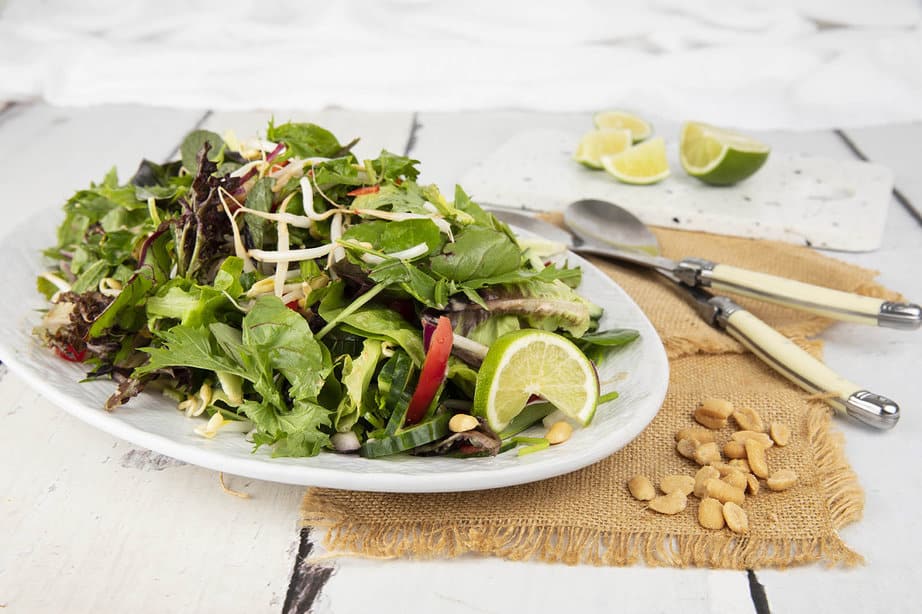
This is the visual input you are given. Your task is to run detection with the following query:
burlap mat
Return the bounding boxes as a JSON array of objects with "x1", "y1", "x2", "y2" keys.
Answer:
[{"x1": 300, "y1": 226, "x2": 900, "y2": 568}]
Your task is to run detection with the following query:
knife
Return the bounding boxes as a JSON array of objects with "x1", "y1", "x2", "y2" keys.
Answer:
[
  {"x1": 491, "y1": 209, "x2": 900, "y2": 430},
  {"x1": 562, "y1": 201, "x2": 921, "y2": 331}
]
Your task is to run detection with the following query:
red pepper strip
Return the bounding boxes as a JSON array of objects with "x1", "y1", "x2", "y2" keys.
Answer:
[
  {"x1": 405, "y1": 316, "x2": 453, "y2": 425},
  {"x1": 55, "y1": 344, "x2": 87, "y2": 363},
  {"x1": 347, "y1": 185, "x2": 380, "y2": 197},
  {"x1": 285, "y1": 300, "x2": 300, "y2": 311}
]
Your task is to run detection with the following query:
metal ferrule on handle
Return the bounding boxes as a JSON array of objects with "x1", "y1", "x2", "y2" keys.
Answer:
[
  {"x1": 678, "y1": 259, "x2": 922, "y2": 330},
  {"x1": 707, "y1": 296, "x2": 900, "y2": 430}
]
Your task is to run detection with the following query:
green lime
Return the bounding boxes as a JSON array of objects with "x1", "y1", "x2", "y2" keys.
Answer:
[
  {"x1": 680, "y1": 121, "x2": 770, "y2": 186},
  {"x1": 592, "y1": 111, "x2": 653, "y2": 143},
  {"x1": 473, "y1": 330, "x2": 599, "y2": 432},
  {"x1": 573, "y1": 128, "x2": 633, "y2": 169},
  {"x1": 601, "y1": 137, "x2": 670, "y2": 185}
]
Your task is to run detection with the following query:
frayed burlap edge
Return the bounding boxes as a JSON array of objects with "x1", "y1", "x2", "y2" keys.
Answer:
[{"x1": 300, "y1": 402, "x2": 864, "y2": 569}]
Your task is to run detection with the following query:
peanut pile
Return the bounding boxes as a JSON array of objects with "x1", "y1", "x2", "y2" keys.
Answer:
[{"x1": 628, "y1": 398, "x2": 797, "y2": 534}]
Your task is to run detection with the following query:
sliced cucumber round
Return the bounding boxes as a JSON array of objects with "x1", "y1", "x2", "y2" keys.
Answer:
[{"x1": 359, "y1": 414, "x2": 451, "y2": 458}]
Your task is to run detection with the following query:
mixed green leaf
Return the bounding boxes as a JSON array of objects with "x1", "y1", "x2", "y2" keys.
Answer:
[{"x1": 34, "y1": 120, "x2": 639, "y2": 458}]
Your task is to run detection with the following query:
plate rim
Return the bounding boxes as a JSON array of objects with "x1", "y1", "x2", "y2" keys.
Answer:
[{"x1": 0, "y1": 213, "x2": 669, "y2": 492}]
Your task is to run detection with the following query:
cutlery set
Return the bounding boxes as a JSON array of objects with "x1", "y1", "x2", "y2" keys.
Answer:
[{"x1": 491, "y1": 200, "x2": 921, "y2": 430}]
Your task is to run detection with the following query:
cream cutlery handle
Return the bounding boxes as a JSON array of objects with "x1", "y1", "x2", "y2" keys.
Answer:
[
  {"x1": 700, "y1": 262, "x2": 921, "y2": 330},
  {"x1": 717, "y1": 306, "x2": 899, "y2": 429}
]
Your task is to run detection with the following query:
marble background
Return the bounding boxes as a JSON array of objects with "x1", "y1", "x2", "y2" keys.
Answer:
[{"x1": 1, "y1": 0, "x2": 921, "y2": 129}]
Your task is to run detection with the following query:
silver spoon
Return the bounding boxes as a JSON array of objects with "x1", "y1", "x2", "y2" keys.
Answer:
[
  {"x1": 564, "y1": 199, "x2": 921, "y2": 330},
  {"x1": 489, "y1": 206, "x2": 899, "y2": 429}
]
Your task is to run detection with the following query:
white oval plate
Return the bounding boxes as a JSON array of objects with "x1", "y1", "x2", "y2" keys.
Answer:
[{"x1": 0, "y1": 212, "x2": 668, "y2": 492}]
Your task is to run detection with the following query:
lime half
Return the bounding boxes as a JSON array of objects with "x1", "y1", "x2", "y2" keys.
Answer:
[
  {"x1": 473, "y1": 330, "x2": 599, "y2": 432},
  {"x1": 592, "y1": 111, "x2": 652, "y2": 143},
  {"x1": 601, "y1": 137, "x2": 670, "y2": 185},
  {"x1": 680, "y1": 121, "x2": 770, "y2": 186},
  {"x1": 573, "y1": 128, "x2": 633, "y2": 169}
]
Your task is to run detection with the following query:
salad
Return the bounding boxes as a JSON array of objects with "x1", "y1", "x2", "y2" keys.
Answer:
[{"x1": 34, "y1": 121, "x2": 638, "y2": 459}]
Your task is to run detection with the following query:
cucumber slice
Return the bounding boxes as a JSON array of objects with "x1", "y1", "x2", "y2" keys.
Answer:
[
  {"x1": 379, "y1": 351, "x2": 416, "y2": 434},
  {"x1": 360, "y1": 414, "x2": 451, "y2": 458}
]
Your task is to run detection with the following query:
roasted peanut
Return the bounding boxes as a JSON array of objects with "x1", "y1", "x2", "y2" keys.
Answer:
[
  {"x1": 448, "y1": 413, "x2": 479, "y2": 433},
  {"x1": 746, "y1": 473, "x2": 761, "y2": 495},
  {"x1": 722, "y1": 469, "x2": 748, "y2": 491},
  {"x1": 648, "y1": 491, "x2": 688, "y2": 515},
  {"x1": 694, "y1": 466, "x2": 720, "y2": 498},
  {"x1": 729, "y1": 459, "x2": 751, "y2": 473},
  {"x1": 745, "y1": 439, "x2": 770, "y2": 478},
  {"x1": 770, "y1": 422, "x2": 792, "y2": 447},
  {"x1": 700, "y1": 397, "x2": 734, "y2": 417},
  {"x1": 705, "y1": 478, "x2": 746, "y2": 505},
  {"x1": 710, "y1": 462, "x2": 740, "y2": 477},
  {"x1": 732, "y1": 406, "x2": 764, "y2": 432},
  {"x1": 732, "y1": 430, "x2": 774, "y2": 448},
  {"x1": 723, "y1": 441, "x2": 747, "y2": 459},
  {"x1": 676, "y1": 438, "x2": 699, "y2": 460},
  {"x1": 545, "y1": 421, "x2": 573, "y2": 445},
  {"x1": 628, "y1": 475, "x2": 656, "y2": 501},
  {"x1": 694, "y1": 398, "x2": 733, "y2": 429},
  {"x1": 661, "y1": 474, "x2": 695, "y2": 496},
  {"x1": 723, "y1": 502, "x2": 749, "y2": 533},
  {"x1": 675, "y1": 428, "x2": 716, "y2": 445},
  {"x1": 693, "y1": 442, "x2": 722, "y2": 466},
  {"x1": 698, "y1": 497, "x2": 726, "y2": 530},
  {"x1": 766, "y1": 469, "x2": 798, "y2": 492}
]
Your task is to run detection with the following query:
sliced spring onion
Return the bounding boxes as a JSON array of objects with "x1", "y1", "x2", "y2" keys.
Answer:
[
  {"x1": 517, "y1": 439, "x2": 550, "y2": 456},
  {"x1": 599, "y1": 391, "x2": 620, "y2": 404}
]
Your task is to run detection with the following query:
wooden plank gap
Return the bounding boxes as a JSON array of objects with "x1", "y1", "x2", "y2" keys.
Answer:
[
  {"x1": 834, "y1": 128, "x2": 922, "y2": 227},
  {"x1": 282, "y1": 527, "x2": 335, "y2": 614},
  {"x1": 747, "y1": 570, "x2": 772, "y2": 614},
  {"x1": 162, "y1": 110, "x2": 213, "y2": 163},
  {"x1": 403, "y1": 111, "x2": 421, "y2": 156},
  {"x1": 0, "y1": 100, "x2": 32, "y2": 129}
]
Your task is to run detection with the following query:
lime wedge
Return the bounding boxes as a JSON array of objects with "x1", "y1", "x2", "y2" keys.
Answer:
[
  {"x1": 680, "y1": 121, "x2": 770, "y2": 186},
  {"x1": 473, "y1": 330, "x2": 599, "y2": 432},
  {"x1": 601, "y1": 137, "x2": 670, "y2": 185},
  {"x1": 574, "y1": 129, "x2": 633, "y2": 169},
  {"x1": 592, "y1": 111, "x2": 652, "y2": 143}
]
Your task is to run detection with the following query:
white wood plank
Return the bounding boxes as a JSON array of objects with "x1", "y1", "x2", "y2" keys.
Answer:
[
  {"x1": 0, "y1": 379, "x2": 305, "y2": 613},
  {"x1": 314, "y1": 558, "x2": 753, "y2": 614},
  {"x1": 0, "y1": 103, "x2": 204, "y2": 229},
  {"x1": 839, "y1": 123, "x2": 922, "y2": 220},
  {"x1": 753, "y1": 126, "x2": 922, "y2": 613}
]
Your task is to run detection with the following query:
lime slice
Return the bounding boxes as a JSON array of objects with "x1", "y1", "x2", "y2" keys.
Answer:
[
  {"x1": 573, "y1": 129, "x2": 633, "y2": 169},
  {"x1": 592, "y1": 111, "x2": 653, "y2": 143},
  {"x1": 680, "y1": 121, "x2": 770, "y2": 186},
  {"x1": 601, "y1": 137, "x2": 670, "y2": 185},
  {"x1": 473, "y1": 330, "x2": 599, "y2": 432}
]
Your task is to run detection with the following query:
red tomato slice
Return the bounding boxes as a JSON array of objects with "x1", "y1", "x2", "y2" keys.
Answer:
[{"x1": 405, "y1": 316, "x2": 453, "y2": 425}]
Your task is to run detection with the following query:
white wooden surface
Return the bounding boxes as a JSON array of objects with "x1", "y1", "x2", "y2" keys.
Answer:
[{"x1": 1, "y1": 104, "x2": 920, "y2": 614}]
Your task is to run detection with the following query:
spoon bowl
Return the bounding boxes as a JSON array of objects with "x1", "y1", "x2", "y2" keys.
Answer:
[{"x1": 564, "y1": 199, "x2": 661, "y2": 256}]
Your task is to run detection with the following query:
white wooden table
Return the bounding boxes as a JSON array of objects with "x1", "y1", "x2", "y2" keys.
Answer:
[{"x1": 1, "y1": 103, "x2": 920, "y2": 614}]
